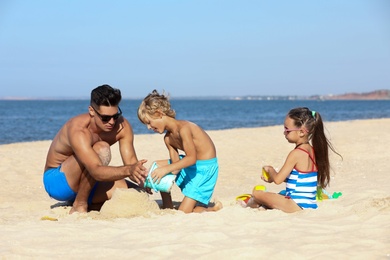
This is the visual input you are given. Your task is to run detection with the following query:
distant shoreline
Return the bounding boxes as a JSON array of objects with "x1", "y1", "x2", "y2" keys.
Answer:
[{"x1": 0, "y1": 89, "x2": 389, "y2": 101}]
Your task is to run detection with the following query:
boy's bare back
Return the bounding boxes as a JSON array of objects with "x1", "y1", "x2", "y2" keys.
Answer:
[{"x1": 164, "y1": 120, "x2": 216, "y2": 160}]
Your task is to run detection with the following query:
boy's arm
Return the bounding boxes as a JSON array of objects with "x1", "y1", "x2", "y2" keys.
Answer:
[
  {"x1": 166, "y1": 126, "x2": 197, "y2": 173},
  {"x1": 151, "y1": 127, "x2": 197, "y2": 182}
]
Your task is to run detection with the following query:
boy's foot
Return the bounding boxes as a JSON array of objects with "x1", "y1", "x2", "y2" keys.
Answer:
[{"x1": 211, "y1": 201, "x2": 223, "y2": 211}]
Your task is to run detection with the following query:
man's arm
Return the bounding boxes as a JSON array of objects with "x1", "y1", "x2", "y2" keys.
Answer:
[
  {"x1": 118, "y1": 118, "x2": 139, "y2": 165},
  {"x1": 117, "y1": 119, "x2": 148, "y2": 184},
  {"x1": 69, "y1": 125, "x2": 146, "y2": 183}
]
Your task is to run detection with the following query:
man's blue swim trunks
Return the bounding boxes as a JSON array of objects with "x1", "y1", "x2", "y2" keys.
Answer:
[
  {"x1": 43, "y1": 165, "x2": 96, "y2": 204},
  {"x1": 174, "y1": 157, "x2": 219, "y2": 205}
]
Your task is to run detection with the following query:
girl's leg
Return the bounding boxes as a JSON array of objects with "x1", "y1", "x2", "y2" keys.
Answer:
[
  {"x1": 252, "y1": 190, "x2": 302, "y2": 213},
  {"x1": 245, "y1": 197, "x2": 261, "y2": 208}
]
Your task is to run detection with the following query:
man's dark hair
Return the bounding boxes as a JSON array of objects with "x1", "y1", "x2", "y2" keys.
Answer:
[{"x1": 91, "y1": 84, "x2": 122, "y2": 107}]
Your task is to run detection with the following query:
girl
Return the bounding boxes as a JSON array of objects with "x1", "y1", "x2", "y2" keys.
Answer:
[{"x1": 243, "y1": 107, "x2": 341, "y2": 213}]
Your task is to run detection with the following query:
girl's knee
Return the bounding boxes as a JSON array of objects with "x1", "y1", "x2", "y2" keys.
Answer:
[
  {"x1": 252, "y1": 189, "x2": 267, "y2": 201},
  {"x1": 252, "y1": 188, "x2": 264, "y2": 196}
]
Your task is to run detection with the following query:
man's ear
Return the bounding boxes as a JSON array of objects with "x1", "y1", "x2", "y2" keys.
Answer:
[{"x1": 88, "y1": 106, "x2": 95, "y2": 116}]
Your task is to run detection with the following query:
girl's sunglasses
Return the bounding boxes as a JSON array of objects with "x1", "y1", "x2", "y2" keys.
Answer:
[
  {"x1": 92, "y1": 106, "x2": 122, "y2": 122},
  {"x1": 283, "y1": 127, "x2": 301, "y2": 134}
]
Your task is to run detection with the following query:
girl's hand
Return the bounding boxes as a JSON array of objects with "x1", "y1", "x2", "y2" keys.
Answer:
[
  {"x1": 261, "y1": 166, "x2": 274, "y2": 183},
  {"x1": 151, "y1": 167, "x2": 168, "y2": 184}
]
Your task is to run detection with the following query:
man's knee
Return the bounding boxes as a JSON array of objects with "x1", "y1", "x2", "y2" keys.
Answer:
[{"x1": 93, "y1": 141, "x2": 111, "y2": 166}]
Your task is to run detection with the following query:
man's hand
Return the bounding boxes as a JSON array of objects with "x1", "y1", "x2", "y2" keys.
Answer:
[
  {"x1": 128, "y1": 159, "x2": 148, "y2": 184},
  {"x1": 143, "y1": 187, "x2": 153, "y2": 195}
]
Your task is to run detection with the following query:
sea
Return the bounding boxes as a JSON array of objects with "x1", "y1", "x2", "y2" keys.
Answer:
[{"x1": 0, "y1": 99, "x2": 389, "y2": 145}]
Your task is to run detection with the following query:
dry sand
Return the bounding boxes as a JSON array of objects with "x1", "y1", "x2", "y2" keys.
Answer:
[{"x1": 0, "y1": 119, "x2": 389, "y2": 259}]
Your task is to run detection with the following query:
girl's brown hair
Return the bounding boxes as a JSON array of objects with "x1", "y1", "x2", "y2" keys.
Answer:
[{"x1": 288, "y1": 107, "x2": 341, "y2": 188}]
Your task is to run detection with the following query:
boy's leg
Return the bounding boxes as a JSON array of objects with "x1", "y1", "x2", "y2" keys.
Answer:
[
  {"x1": 160, "y1": 192, "x2": 174, "y2": 209},
  {"x1": 180, "y1": 197, "x2": 223, "y2": 213},
  {"x1": 152, "y1": 160, "x2": 174, "y2": 209},
  {"x1": 178, "y1": 197, "x2": 198, "y2": 213},
  {"x1": 193, "y1": 201, "x2": 223, "y2": 213}
]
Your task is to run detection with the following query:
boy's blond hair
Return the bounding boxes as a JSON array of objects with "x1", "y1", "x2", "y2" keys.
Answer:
[{"x1": 138, "y1": 90, "x2": 176, "y2": 124}]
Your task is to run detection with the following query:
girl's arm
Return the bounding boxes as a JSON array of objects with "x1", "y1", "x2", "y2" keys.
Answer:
[{"x1": 265, "y1": 150, "x2": 299, "y2": 184}]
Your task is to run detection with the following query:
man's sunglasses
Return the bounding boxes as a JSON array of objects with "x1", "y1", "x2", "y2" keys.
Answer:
[{"x1": 92, "y1": 106, "x2": 122, "y2": 122}]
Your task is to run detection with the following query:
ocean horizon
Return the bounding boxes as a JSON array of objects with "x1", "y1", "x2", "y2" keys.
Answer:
[
  {"x1": 1, "y1": 99, "x2": 389, "y2": 145},
  {"x1": 1, "y1": 89, "x2": 389, "y2": 101}
]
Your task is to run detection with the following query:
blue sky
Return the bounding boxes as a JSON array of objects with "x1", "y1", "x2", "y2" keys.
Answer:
[{"x1": 1, "y1": 1, "x2": 389, "y2": 99}]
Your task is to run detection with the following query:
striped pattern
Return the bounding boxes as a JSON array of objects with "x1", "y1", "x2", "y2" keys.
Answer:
[{"x1": 286, "y1": 169, "x2": 318, "y2": 209}]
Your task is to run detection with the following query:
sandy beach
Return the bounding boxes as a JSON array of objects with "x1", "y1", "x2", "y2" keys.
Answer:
[{"x1": 0, "y1": 118, "x2": 389, "y2": 259}]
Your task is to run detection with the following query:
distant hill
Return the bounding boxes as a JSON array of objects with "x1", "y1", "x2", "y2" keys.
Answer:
[
  {"x1": 230, "y1": 89, "x2": 390, "y2": 101},
  {"x1": 311, "y1": 89, "x2": 390, "y2": 100}
]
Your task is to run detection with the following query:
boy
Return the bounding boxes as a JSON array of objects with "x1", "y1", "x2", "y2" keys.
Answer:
[{"x1": 138, "y1": 90, "x2": 222, "y2": 213}]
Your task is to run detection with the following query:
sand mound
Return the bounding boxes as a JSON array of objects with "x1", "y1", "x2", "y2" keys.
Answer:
[{"x1": 99, "y1": 189, "x2": 160, "y2": 218}]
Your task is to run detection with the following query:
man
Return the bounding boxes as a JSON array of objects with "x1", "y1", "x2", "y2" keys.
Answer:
[{"x1": 43, "y1": 84, "x2": 148, "y2": 214}]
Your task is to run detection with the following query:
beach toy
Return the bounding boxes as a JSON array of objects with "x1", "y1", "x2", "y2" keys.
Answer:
[
  {"x1": 236, "y1": 194, "x2": 252, "y2": 204},
  {"x1": 332, "y1": 192, "x2": 343, "y2": 199},
  {"x1": 236, "y1": 185, "x2": 266, "y2": 206},
  {"x1": 262, "y1": 168, "x2": 270, "y2": 181},
  {"x1": 316, "y1": 187, "x2": 343, "y2": 201},
  {"x1": 254, "y1": 185, "x2": 267, "y2": 191},
  {"x1": 144, "y1": 162, "x2": 176, "y2": 193},
  {"x1": 41, "y1": 216, "x2": 58, "y2": 221}
]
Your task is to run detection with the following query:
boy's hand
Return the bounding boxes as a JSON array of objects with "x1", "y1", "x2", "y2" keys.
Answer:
[{"x1": 151, "y1": 167, "x2": 168, "y2": 184}]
